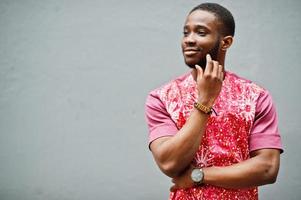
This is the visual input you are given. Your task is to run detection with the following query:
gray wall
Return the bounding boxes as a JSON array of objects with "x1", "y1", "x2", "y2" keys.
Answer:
[{"x1": 0, "y1": 0, "x2": 300, "y2": 199}]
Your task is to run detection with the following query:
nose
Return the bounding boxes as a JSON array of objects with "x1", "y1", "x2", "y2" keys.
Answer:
[{"x1": 184, "y1": 33, "x2": 196, "y2": 45}]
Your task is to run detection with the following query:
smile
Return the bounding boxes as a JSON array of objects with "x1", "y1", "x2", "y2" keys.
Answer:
[{"x1": 184, "y1": 50, "x2": 200, "y2": 56}]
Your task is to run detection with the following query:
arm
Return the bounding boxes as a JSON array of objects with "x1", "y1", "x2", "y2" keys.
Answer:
[
  {"x1": 150, "y1": 55, "x2": 224, "y2": 177},
  {"x1": 203, "y1": 148, "x2": 280, "y2": 188},
  {"x1": 170, "y1": 148, "x2": 280, "y2": 191},
  {"x1": 150, "y1": 109, "x2": 209, "y2": 177},
  {"x1": 170, "y1": 91, "x2": 282, "y2": 190}
]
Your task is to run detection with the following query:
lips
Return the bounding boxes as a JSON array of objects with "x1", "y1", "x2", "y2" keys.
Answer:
[
  {"x1": 184, "y1": 48, "x2": 200, "y2": 56},
  {"x1": 184, "y1": 48, "x2": 200, "y2": 51}
]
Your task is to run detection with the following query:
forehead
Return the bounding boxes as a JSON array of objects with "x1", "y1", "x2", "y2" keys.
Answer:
[{"x1": 184, "y1": 10, "x2": 220, "y2": 30}]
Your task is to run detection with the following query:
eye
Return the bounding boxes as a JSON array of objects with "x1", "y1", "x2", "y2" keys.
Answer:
[
  {"x1": 197, "y1": 31, "x2": 206, "y2": 36},
  {"x1": 183, "y1": 30, "x2": 189, "y2": 36}
]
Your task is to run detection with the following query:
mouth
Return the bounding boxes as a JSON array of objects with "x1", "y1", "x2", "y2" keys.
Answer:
[{"x1": 183, "y1": 48, "x2": 200, "y2": 56}]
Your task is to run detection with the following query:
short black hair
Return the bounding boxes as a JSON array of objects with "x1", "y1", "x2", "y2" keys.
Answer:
[{"x1": 190, "y1": 3, "x2": 235, "y2": 37}]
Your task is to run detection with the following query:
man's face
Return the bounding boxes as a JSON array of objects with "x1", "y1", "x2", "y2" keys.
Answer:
[{"x1": 181, "y1": 10, "x2": 222, "y2": 69}]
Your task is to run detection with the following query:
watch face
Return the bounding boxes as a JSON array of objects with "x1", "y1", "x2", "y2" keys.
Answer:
[{"x1": 191, "y1": 168, "x2": 203, "y2": 183}]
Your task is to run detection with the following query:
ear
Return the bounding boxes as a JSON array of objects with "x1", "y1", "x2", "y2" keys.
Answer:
[{"x1": 220, "y1": 36, "x2": 233, "y2": 51}]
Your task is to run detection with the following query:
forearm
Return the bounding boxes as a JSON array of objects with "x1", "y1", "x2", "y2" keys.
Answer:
[
  {"x1": 151, "y1": 61, "x2": 224, "y2": 178},
  {"x1": 203, "y1": 149, "x2": 280, "y2": 188},
  {"x1": 152, "y1": 108, "x2": 209, "y2": 177}
]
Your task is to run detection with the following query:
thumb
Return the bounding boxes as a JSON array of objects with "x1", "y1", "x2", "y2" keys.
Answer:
[{"x1": 195, "y1": 64, "x2": 203, "y2": 79}]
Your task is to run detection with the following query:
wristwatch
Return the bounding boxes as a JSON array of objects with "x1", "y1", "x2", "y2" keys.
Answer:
[{"x1": 191, "y1": 168, "x2": 204, "y2": 185}]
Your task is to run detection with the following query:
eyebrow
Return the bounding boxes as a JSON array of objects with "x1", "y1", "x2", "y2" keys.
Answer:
[{"x1": 183, "y1": 24, "x2": 211, "y2": 31}]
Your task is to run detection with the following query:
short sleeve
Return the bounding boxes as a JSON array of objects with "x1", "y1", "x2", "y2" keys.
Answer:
[
  {"x1": 249, "y1": 90, "x2": 283, "y2": 153},
  {"x1": 145, "y1": 92, "x2": 178, "y2": 146}
]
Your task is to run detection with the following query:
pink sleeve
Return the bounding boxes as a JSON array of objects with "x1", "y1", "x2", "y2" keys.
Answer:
[
  {"x1": 145, "y1": 91, "x2": 178, "y2": 146},
  {"x1": 249, "y1": 90, "x2": 283, "y2": 153}
]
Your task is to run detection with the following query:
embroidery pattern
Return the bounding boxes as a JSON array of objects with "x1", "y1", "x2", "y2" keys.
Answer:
[{"x1": 158, "y1": 71, "x2": 263, "y2": 200}]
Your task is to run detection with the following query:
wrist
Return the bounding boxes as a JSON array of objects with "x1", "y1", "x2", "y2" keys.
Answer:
[
  {"x1": 191, "y1": 168, "x2": 204, "y2": 185},
  {"x1": 194, "y1": 102, "x2": 213, "y2": 115},
  {"x1": 196, "y1": 97, "x2": 214, "y2": 108}
]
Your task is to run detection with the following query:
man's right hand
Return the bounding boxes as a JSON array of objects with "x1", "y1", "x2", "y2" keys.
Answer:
[{"x1": 195, "y1": 54, "x2": 224, "y2": 107}]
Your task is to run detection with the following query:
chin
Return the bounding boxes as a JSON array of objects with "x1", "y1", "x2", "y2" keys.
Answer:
[
  {"x1": 184, "y1": 58, "x2": 206, "y2": 69},
  {"x1": 185, "y1": 62, "x2": 197, "y2": 69},
  {"x1": 184, "y1": 58, "x2": 198, "y2": 69}
]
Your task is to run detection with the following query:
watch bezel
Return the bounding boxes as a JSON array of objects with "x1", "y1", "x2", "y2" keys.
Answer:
[{"x1": 191, "y1": 168, "x2": 204, "y2": 184}]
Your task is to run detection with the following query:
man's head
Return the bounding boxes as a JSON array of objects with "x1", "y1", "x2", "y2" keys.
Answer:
[{"x1": 182, "y1": 3, "x2": 235, "y2": 68}]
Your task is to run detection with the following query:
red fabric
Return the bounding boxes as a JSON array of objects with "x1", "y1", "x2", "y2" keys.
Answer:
[{"x1": 145, "y1": 71, "x2": 283, "y2": 200}]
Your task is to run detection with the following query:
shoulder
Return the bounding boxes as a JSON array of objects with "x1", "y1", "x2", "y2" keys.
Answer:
[
  {"x1": 225, "y1": 71, "x2": 266, "y2": 96},
  {"x1": 226, "y1": 71, "x2": 278, "y2": 119},
  {"x1": 146, "y1": 71, "x2": 192, "y2": 102}
]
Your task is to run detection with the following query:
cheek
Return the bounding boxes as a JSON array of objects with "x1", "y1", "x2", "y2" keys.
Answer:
[
  {"x1": 198, "y1": 39, "x2": 218, "y2": 51},
  {"x1": 197, "y1": 38, "x2": 211, "y2": 46}
]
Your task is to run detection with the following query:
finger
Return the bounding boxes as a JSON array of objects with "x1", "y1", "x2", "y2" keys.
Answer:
[
  {"x1": 218, "y1": 64, "x2": 223, "y2": 80},
  {"x1": 220, "y1": 62, "x2": 225, "y2": 72},
  {"x1": 195, "y1": 64, "x2": 203, "y2": 79},
  {"x1": 218, "y1": 63, "x2": 225, "y2": 80},
  {"x1": 212, "y1": 61, "x2": 219, "y2": 77},
  {"x1": 220, "y1": 71, "x2": 224, "y2": 81},
  {"x1": 205, "y1": 54, "x2": 213, "y2": 74},
  {"x1": 206, "y1": 53, "x2": 212, "y2": 62}
]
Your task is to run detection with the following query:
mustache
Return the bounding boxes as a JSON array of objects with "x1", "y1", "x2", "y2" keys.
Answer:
[{"x1": 184, "y1": 47, "x2": 204, "y2": 51}]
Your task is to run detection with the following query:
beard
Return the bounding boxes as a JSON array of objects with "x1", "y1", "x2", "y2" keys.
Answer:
[
  {"x1": 198, "y1": 40, "x2": 220, "y2": 69},
  {"x1": 186, "y1": 39, "x2": 220, "y2": 69}
]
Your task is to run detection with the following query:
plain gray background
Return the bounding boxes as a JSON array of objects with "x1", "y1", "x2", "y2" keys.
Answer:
[{"x1": 0, "y1": 0, "x2": 300, "y2": 199}]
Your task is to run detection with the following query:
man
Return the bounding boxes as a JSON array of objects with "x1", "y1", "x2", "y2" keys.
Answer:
[{"x1": 145, "y1": 3, "x2": 283, "y2": 200}]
